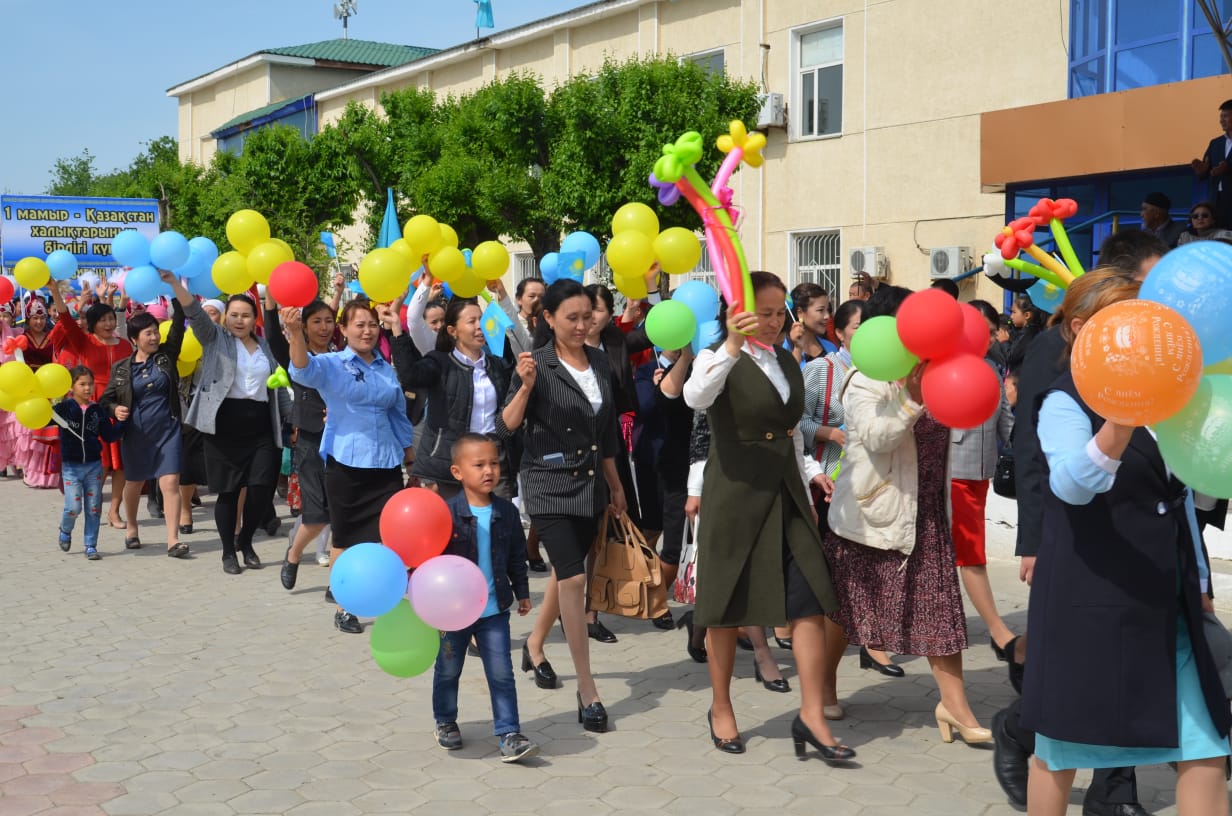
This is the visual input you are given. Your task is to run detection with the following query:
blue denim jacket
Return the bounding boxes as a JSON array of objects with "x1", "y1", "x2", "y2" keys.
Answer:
[{"x1": 444, "y1": 492, "x2": 530, "y2": 612}]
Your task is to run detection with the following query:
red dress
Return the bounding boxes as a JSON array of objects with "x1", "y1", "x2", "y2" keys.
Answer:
[{"x1": 48, "y1": 317, "x2": 131, "y2": 470}]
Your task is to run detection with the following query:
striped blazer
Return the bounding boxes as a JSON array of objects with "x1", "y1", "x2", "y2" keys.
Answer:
[{"x1": 496, "y1": 343, "x2": 621, "y2": 518}]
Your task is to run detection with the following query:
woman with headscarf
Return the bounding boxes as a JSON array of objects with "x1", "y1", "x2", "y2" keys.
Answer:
[{"x1": 6, "y1": 297, "x2": 60, "y2": 488}]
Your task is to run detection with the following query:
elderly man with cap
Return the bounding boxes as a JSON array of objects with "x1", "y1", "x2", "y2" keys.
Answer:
[{"x1": 1139, "y1": 192, "x2": 1186, "y2": 248}]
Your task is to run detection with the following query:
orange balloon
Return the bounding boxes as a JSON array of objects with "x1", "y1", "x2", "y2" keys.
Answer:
[{"x1": 1071, "y1": 299, "x2": 1203, "y2": 426}]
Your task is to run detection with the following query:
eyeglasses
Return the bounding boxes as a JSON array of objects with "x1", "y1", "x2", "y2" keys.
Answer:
[{"x1": 1192, "y1": 212, "x2": 1213, "y2": 220}]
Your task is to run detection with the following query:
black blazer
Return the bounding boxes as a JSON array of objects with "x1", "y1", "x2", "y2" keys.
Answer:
[
  {"x1": 1202, "y1": 134, "x2": 1231, "y2": 198},
  {"x1": 1020, "y1": 372, "x2": 1232, "y2": 748},
  {"x1": 496, "y1": 343, "x2": 620, "y2": 518},
  {"x1": 1011, "y1": 326, "x2": 1067, "y2": 557},
  {"x1": 598, "y1": 323, "x2": 650, "y2": 416}
]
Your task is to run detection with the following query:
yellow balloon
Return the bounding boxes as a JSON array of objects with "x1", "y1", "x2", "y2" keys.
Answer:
[
  {"x1": 390, "y1": 238, "x2": 416, "y2": 263},
  {"x1": 471, "y1": 241, "x2": 510, "y2": 281},
  {"x1": 181, "y1": 327, "x2": 203, "y2": 362},
  {"x1": 450, "y1": 270, "x2": 487, "y2": 298},
  {"x1": 246, "y1": 241, "x2": 293, "y2": 285},
  {"x1": 428, "y1": 247, "x2": 467, "y2": 283},
  {"x1": 358, "y1": 248, "x2": 410, "y2": 302},
  {"x1": 611, "y1": 202, "x2": 660, "y2": 239},
  {"x1": 35, "y1": 363, "x2": 72, "y2": 399},
  {"x1": 270, "y1": 237, "x2": 294, "y2": 259},
  {"x1": 439, "y1": 223, "x2": 459, "y2": 249},
  {"x1": 15, "y1": 396, "x2": 52, "y2": 430},
  {"x1": 605, "y1": 231, "x2": 656, "y2": 280},
  {"x1": 402, "y1": 215, "x2": 441, "y2": 256},
  {"x1": 212, "y1": 251, "x2": 255, "y2": 294},
  {"x1": 176, "y1": 358, "x2": 198, "y2": 378},
  {"x1": 14, "y1": 257, "x2": 50, "y2": 291},
  {"x1": 226, "y1": 210, "x2": 271, "y2": 255},
  {"x1": 1207, "y1": 357, "x2": 1232, "y2": 376},
  {"x1": 0, "y1": 390, "x2": 18, "y2": 412},
  {"x1": 0, "y1": 361, "x2": 36, "y2": 398},
  {"x1": 158, "y1": 320, "x2": 171, "y2": 342},
  {"x1": 614, "y1": 272, "x2": 649, "y2": 300},
  {"x1": 653, "y1": 227, "x2": 703, "y2": 275}
]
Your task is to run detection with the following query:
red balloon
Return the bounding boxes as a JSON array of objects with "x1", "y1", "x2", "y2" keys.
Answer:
[
  {"x1": 921, "y1": 353, "x2": 1001, "y2": 429},
  {"x1": 268, "y1": 261, "x2": 320, "y2": 308},
  {"x1": 896, "y1": 288, "x2": 963, "y2": 360},
  {"x1": 957, "y1": 303, "x2": 990, "y2": 357},
  {"x1": 379, "y1": 487, "x2": 452, "y2": 568},
  {"x1": 0, "y1": 277, "x2": 13, "y2": 305}
]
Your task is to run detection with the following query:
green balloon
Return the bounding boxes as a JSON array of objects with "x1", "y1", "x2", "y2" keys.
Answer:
[
  {"x1": 370, "y1": 600, "x2": 440, "y2": 678},
  {"x1": 850, "y1": 316, "x2": 919, "y2": 382},
  {"x1": 1155, "y1": 375, "x2": 1232, "y2": 499},
  {"x1": 645, "y1": 300, "x2": 698, "y2": 351}
]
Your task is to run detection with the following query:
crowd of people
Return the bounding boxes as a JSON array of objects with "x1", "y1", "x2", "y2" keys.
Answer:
[{"x1": 1, "y1": 223, "x2": 1227, "y2": 804}]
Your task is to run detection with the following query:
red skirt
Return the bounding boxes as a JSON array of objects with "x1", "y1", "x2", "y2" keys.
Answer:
[{"x1": 950, "y1": 478, "x2": 989, "y2": 567}]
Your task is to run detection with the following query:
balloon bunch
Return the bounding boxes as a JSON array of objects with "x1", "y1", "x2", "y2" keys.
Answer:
[
  {"x1": 207, "y1": 210, "x2": 296, "y2": 297},
  {"x1": 327, "y1": 487, "x2": 490, "y2": 678},
  {"x1": 851, "y1": 289, "x2": 1001, "y2": 429},
  {"x1": 991, "y1": 197, "x2": 1084, "y2": 291},
  {"x1": 0, "y1": 361, "x2": 72, "y2": 430},
  {"x1": 157, "y1": 321, "x2": 204, "y2": 378},
  {"x1": 602, "y1": 204, "x2": 702, "y2": 300},
  {"x1": 641, "y1": 280, "x2": 721, "y2": 353},
  {"x1": 100, "y1": 228, "x2": 225, "y2": 301},
  {"x1": 540, "y1": 231, "x2": 601, "y2": 286},
  {"x1": 359, "y1": 215, "x2": 510, "y2": 303},
  {"x1": 13, "y1": 249, "x2": 81, "y2": 291},
  {"x1": 650, "y1": 120, "x2": 765, "y2": 315}
]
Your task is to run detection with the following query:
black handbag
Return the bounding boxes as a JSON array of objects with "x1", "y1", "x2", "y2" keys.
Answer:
[{"x1": 993, "y1": 452, "x2": 1016, "y2": 498}]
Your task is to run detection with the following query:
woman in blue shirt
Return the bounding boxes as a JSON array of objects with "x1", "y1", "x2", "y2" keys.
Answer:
[{"x1": 284, "y1": 302, "x2": 415, "y2": 634}]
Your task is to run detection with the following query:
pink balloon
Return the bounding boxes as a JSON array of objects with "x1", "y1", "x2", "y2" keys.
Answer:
[{"x1": 408, "y1": 555, "x2": 490, "y2": 631}]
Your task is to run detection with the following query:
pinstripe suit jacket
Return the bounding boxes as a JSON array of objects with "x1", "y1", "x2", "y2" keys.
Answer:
[{"x1": 496, "y1": 343, "x2": 621, "y2": 517}]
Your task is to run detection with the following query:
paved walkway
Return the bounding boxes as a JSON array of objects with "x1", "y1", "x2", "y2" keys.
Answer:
[{"x1": 0, "y1": 477, "x2": 1218, "y2": 814}]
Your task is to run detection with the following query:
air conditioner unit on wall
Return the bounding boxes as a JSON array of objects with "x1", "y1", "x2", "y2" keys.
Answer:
[
  {"x1": 848, "y1": 246, "x2": 888, "y2": 279},
  {"x1": 756, "y1": 93, "x2": 786, "y2": 129},
  {"x1": 929, "y1": 246, "x2": 970, "y2": 279}
]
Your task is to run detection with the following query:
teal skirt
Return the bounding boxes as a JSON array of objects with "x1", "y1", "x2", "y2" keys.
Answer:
[{"x1": 1036, "y1": 615, "x2": 1230, "y2": 770}]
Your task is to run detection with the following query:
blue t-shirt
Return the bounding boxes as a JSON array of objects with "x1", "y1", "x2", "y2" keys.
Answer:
[{"x1": 470, "y1": 505, "x2": 500, "y2": 618}]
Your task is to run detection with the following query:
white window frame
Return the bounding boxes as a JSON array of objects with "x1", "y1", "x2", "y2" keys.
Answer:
[
  {"x1": 512, "y1": 252, "x2": 539, "y2": 282},
  {"x1": 681, "y1": 234, "x2": 717, "y2": 291},
  {"x1": 788, "y1": 230, "x2": 842, "y2": 299},
  {"x1": 681, "y1": 48, "x2": 725, "y2": 77},
  {"x1": 790, "y1": 19, "x2": 844, "y2": 142}
]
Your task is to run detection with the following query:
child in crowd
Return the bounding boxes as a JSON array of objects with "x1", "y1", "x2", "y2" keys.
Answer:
[
  {"x1": 431, "y1": 433, "x2": 537, "y2": 763},
  {"x1": 54, "y1": 367, "x2": 124, "y2": 559}
]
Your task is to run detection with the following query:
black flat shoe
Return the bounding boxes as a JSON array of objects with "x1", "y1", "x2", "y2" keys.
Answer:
[
  {"x1": 124, "y1": 537, "x2": 142, "y2": 550},
  {"x1": 242, "y1": 551, "x2": 262, "y2": 570},
  {"x1": 527, "y1": 558, "x2": 548, "y2": 573},
  {"x1": 576, "y1": 692, "x2": 608, "y2": 733},
  {"x1": 736, "y1": 636, "x2": 754, "y2": 651},
  {"x1": 859, "y1": 646, "x2": 905, "y2": 678},
  {"x1": 191, "y1": 495, "x2": 202, "y2": 507},
  {"x1": 166, "y1": 543, "x2": 190, "y2": 559},
  {"x1": 334, "y1": 610, "x2": 363, "y2": 634},
  {"x1": 707, "y1": 709, "x2": 745, "y2": 754},
  {"x1": 1004, "y1": 635, "x2": 1025, "y2": 694},
  {"x1": 774, "y1": 636, "x2": 793, "y2": 651},
  {"x1": 263, "y1": 517, "x2": 281, "y2": 537},
  {"x1": 991, "y1": 636, "x2": 1012, "y2": 662},
  {"x1": 521, "y1": 641, "x2": 558, "y2": 689},
  {"x1": 587, "y1": 617, "x2": 617, "y2": 644},
  {"x1": 178, "y1": 524, "x2": 193, "y2": 535},
  {"x1": 992, "y1": 708, "x2": 1028, "y2": 808},
  {"x1": 676, "y1": 610, "x2": 707, "y2": 663},
  {"x1": 651, "y1": 610, "x2": 674, "y2": 630},
  {"x1": 754, "y1": 664, "x2": 790, "y2": 693},
  {"x1": 281, "y1": 546, "x2": 299, "y2": 590},
  {"x1": 791, "y1": 714, "x2": 855, "y2": 763},
  {"x1": 222, "y1": 555, "x2": 242, "y2": 575}
]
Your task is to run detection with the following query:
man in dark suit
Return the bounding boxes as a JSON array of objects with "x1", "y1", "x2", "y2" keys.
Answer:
[
  {"x1": 1139, "y1": 192, "x2": 1186, "y2": 248},
  {"x1": 1193, "y1": 99, "x2": 1232, "y2": 229}
]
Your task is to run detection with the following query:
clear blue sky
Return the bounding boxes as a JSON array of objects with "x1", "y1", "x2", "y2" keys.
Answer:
[{"x1": 0, "y1": 0, "x2": 582, "y2": 196}]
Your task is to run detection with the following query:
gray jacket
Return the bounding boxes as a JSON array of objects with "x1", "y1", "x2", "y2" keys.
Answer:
[
  {"x1": 182, "y1": 299, "x2": 290, "y2": 443},
  {"x1": 498, "y1": 296, "x2": 534, "y2": 356},
  {"x1": 948, "y1": 357, "x2": 1013, "y2": 481}
]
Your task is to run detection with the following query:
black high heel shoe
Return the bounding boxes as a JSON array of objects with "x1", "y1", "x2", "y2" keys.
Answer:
[
  {"x1": 991, "y1": 636, "x2": 1015, "y2": 662},
  {"x1": 774, "y1": 636, "x2": 793, "y2": 651},
  {"x1": 676, "y1": 611, "x2": 707, "y2": 663},
  {"x1": 521, "y1": 641, "x2": 558, "y2": 690},
  {"x1": 858, "y1": 646, "x2": 905, "y2": 678},
  {"x1": 707, "y1": 709, "x2": 745, "y2": 754},
  {"x1": 754, "y1": 662, "x2": 790, "y2": 693},
  {"x1": 736, "y1": 636, "x2": 754, "y2": 651},
  {"x1": 576, "y1": 692, "x2": 608, "y2": 733},
  {"x1": 791, "y1": 715, "x2": 855, "y2": 763}
]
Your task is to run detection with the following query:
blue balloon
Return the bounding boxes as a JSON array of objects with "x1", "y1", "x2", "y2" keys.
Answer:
[
  {"x1": 187, "y1": 273, "x2": 221, "y2": 298},
  {"x1": 672, "y1": 280, "x2": 720, "y2": 323},
  {"x1": 174, "y1": 253, "x2": 206, "y2": 280},
  {"x1": 441, "y1": 282, "x2": 454, "y2": 299},
  {"x1": 691, "y1": 318, "x2": 722, "y2": 355},
  {"x1": 329, "y1": 542, "x2": 408, "y2": 618},
  {"x1": 187, "y1": 236, "x2": 219, "y2": 265},
  {"x1": 539, "y1": 252, "x2": 559, "y2": 284},
  {"x1": 560, "y1": 232, "x2": 600, "y2": 270},
  {"x1": 46, "y1": 250, "x2": 78, "y2": 281},
  {"x1": 1140, "y1": 241, "x2": 1232, "y2": 364},
  {"x1": 111, "y1": 230, "x2": 150, "y2": 267},
  {"x1": 461, "y1": 248, "x2": 473, "y2": 268},
  {"x1": 149, "y1": 231, "x2": 190, "y2": 271},
  {"x1": 1025, "y1": 278, "x2": 1064, "y2": 315},
  {"x1": 124, "y1": 265, "x2": 162, "y2": 303}
]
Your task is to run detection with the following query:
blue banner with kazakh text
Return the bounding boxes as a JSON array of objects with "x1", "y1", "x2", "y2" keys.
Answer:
[{"x1": 1, "y1": 194, "x2": 160, "y2": 270}]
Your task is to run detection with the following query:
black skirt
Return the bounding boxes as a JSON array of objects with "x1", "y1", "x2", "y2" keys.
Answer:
[
  {"x1": 204, "y1": 399, "x2": 280, "y2": 494},
  {"x1": 179, "y1": 426, "x2": 208, "y2": 486},
  {"x1": 293, "y1": 430, "x2": 329, "y2": 525},
  {"x1": 325, "y1": 456, "x2": 403, "y2": 549}
]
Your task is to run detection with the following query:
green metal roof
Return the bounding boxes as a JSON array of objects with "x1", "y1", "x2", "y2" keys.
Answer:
[{"x1": 263, "y1": 39, "x2": 437, "y2": 67}]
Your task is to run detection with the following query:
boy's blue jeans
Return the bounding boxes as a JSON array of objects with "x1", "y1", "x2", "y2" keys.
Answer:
[
  {"x1": 432, "y1": 611, "x2": 520, "y2": 736},
  {"x1": 61, "y1": 460, "x2": 103, "y2": 548}
]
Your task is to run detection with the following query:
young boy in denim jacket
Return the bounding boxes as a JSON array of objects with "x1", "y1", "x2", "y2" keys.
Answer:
[
  {"x1": 432, "y1": 433, "x2": 537, "y2": 763},
  {"x1": 54, "y1": 366, "x2": 124, "y2": 559}
]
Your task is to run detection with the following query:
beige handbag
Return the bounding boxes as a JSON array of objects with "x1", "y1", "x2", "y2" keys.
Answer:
[{"x1": 588, "y1": 511, "x2": 669, "y2": 620}]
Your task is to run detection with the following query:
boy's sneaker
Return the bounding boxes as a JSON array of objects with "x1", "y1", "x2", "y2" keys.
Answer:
[
  {"x1": 333, "y1": 610, "x2": 362, "y2": 634},
  {"x1": 84, "y1": 546, "x2": 100, "y2": 561},
  {"x1": 434, "y1": 722, "x2": 463, "y2": 750},
  {"x1": 499, "y1": 732, "x2": 539, "y2": 764},
  {"x1": 58, "y1": 531, "x2": 71, "y2": 552}
]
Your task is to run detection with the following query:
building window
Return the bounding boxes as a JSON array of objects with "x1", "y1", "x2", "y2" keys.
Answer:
[
  {"x1": 683, "y1": 236, "x2": 717, "y2": 290},
  {"x1": 513, "y1": 252, "x2": 539, "y2": 282},
  {"x1": 791, "y1": 231, "x2": 841, "y2": 298},
  {"x1": 794, "y1": 23, "x2": 843, "y2": 138},
  {"x1": 684, "y1": 49, "x2": 725, "y2": 77},
  {"x1": 1069, "y1": 0, "x2": 1232, "y2": 97}
]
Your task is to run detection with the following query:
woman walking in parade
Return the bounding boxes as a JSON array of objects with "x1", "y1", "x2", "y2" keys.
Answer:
[{"x1": 16, "y1": 297, "x2": 61, "y2": 488}]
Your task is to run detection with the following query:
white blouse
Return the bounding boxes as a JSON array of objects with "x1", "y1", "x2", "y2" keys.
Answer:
[
  {"x1": 561, "y1": 362, "x2": 602, "y2": 414},
  {"x1": 226, "y1": 337, "x2": 270, "y2": 402}
]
